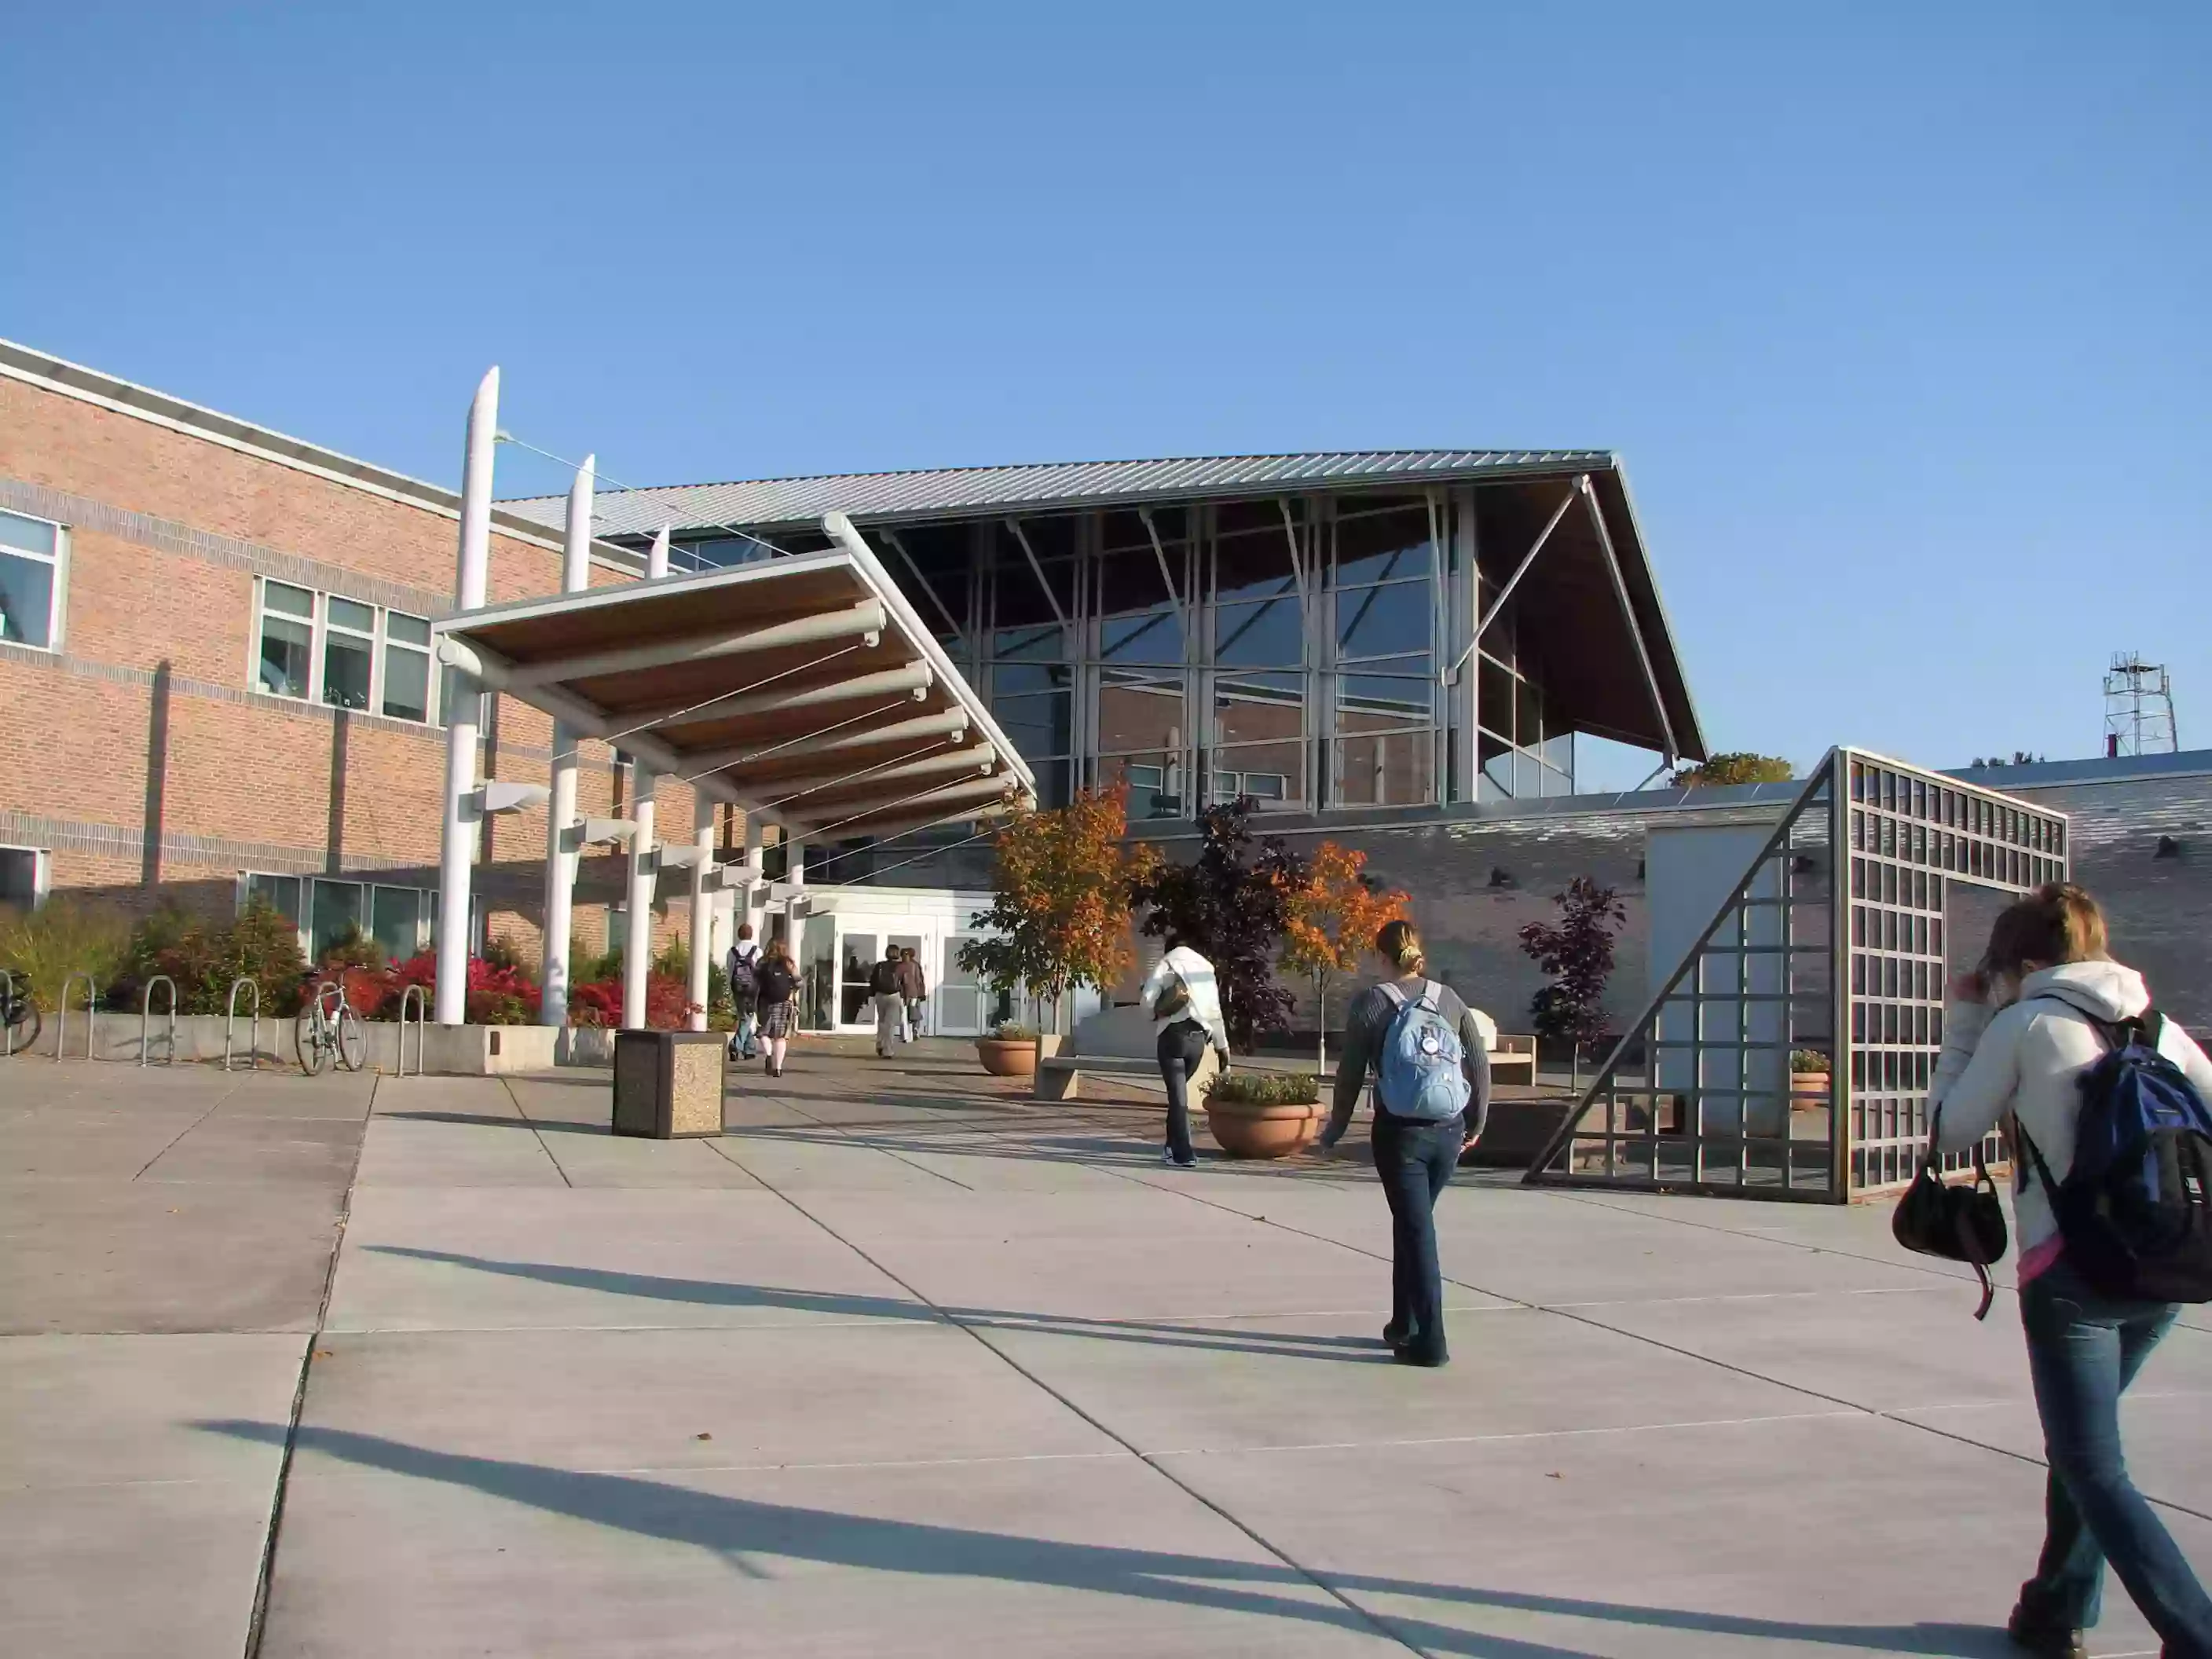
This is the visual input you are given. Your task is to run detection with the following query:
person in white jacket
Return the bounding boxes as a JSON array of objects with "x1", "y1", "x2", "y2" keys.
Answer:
[
  {"x1": 1929, "y1": 883, "x2": 2212, "y2": 1659},
  {"x1": 1139, "y1": 933, "x2": 1230, "y2": 1167}
]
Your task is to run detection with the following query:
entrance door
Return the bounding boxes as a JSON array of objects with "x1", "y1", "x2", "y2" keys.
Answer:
[
  {"x1": 837, "y1": 931, "x2": 879, "y2": 1027},
  {"x1": 887, "y1": 932, "x2": 924, "y2": 1035},
  {"x1": 937, "y1": 934, "x2": 987, "y2": 1035}
]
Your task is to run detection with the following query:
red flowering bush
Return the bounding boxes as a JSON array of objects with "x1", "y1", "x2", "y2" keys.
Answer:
[
  {"x1": 360, "y1": 953, "x2": 541, "y2": 1026},
  {"x1": 567, "y1": 972, "x2": 696, "y2": 1030}
]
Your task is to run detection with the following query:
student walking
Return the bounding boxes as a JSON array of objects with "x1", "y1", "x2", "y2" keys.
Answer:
[
  {"x1": 897, "y1": 947, "x2": 928, "y2": 1042},
  {"x1": 1929, "y1": 884, "x2": 2212, "y2": 1659},
  {"x1": 1317, "y1": 921, "x2": 1491, "y2": 1368},
  {"x1": 724, "y1": 924, "x2": 761, "y2": 1061},
  {"x1": 870, "y1": 949, "x2": 906, "y2": 1057},
  {"x1": 753, "y1": 938, "x2": 800, "y2": 1079},
  {"x1": 1139, "y1": 933, "x2": 1230, "y2": 1168}
]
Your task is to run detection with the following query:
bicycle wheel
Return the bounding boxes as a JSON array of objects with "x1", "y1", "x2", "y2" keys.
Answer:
[
  {"x1": 295, "y1": 1009, "x2": 328, "y2": 1076},
  {"x1": 3, "y1": 1000, "x2": 38, "y2": 1056},
  {"x1": 335, "y1": 1007, "x2": 366, "y2": 1072}
]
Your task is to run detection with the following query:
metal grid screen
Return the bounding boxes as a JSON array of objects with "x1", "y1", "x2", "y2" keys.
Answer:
[
  {"x1": 1844, "y1": 752, "x2": 2069, "y2": 1195},
  {"x1": 1525, "y1": 748, "x2": 2068, "y2": 1203}
]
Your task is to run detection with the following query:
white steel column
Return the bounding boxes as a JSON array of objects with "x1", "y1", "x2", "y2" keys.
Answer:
[
  {"x1": 538, "y1": 454, "x2": 594, "y2": 1027},
  {"x1": 784, "y1": 834, "x2": 807, "y2": 1024},
  {"x1": 620, "y1": 530, "x2": 676, "y2": 1029},
  {"x1": 622, "y1": 772, "x2": 657, "y2": 1027},
  {"x1": 434, "y1": 368, "x2": 498, "y2": 1025},
  {"x1": 686, "y1": 793, "x2": 713, "y2": 1031},
  {"x1": 742, "y1": 818, "x2": 765, "y2": 945}
]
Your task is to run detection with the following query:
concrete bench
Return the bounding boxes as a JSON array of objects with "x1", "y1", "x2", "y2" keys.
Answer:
[{"x1": 1489, "y1": 1035, "x2": 1538, "y2": 1087}]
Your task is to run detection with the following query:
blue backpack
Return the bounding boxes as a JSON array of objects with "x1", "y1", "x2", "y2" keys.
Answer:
[
  {"x1": 2019, "y1": 1005, "x2": 2212, "y2": 1304},
  {"x1": 1376, "y1": 981, "x2": 1471, "y2": 1122}
]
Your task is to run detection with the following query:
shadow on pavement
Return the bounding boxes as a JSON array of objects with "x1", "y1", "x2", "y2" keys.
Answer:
[
  {"x1": 366, "y1": 1247, "x2": 1394, "y2": 1364},
  {"x1": 200, "y1": 1419, "x2": 2013, "y2": 1657}
]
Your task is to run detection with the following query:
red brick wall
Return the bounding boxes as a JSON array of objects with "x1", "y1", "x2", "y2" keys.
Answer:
[{"x1": 0, "y1": 372, "x2": 715, "y2": 964}]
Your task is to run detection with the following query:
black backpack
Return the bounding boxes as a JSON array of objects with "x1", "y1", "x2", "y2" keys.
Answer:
[
  {"x1": 725, "y1": 946, "x2": 759, "y2": 1007},
  {"x1": 754, "y1": 958, "x2": 797, "y2": 1005},
  {"x1": 2018, "y1": 1005, "x2": 2212, "y2": 1304},
  {"x1": 870, "y1": 958, "x2": 901, "y2": 995}
]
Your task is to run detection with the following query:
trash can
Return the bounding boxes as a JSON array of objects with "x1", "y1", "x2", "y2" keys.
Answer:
[{"x1": 612, "y1": 1030, "x2": 726, "y2": 1138}]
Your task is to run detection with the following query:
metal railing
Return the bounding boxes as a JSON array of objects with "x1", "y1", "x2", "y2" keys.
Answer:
[
  {"x1": 140, "y1": 975, "x2": 178, "y2": 1068},
  {"x1": 397, "y1": 983, "x2": 427, "y2": 1076},
  {"x1": 225, "y1": 976, "x2": 262, "y2": 1073},
  {"x1": 56, "y1": 972, "x2": 97, "y2": 1063}
]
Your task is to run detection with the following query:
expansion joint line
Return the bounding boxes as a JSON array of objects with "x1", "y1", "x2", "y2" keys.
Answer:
[{"x1": 731, "y1": 1166, "x2": 1424, "y2": 1654}]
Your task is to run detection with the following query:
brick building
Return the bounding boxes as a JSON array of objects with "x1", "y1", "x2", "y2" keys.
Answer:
[{"x1": 0, "y1": 339, "x2": 711, "y2": 969}]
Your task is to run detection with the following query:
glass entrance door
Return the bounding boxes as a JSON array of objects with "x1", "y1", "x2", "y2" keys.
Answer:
[
  {"x1": 837, "y1": 932, "x2": 879, "y2": 1027},
  {"x1": 937, "y1": 934, "x2": 986, "y2": 1035}
]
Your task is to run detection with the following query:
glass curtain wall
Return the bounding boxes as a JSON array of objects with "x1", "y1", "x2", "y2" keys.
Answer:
[{"x1": 727, "y1": 485, "x2": 1578, "y2": 821}]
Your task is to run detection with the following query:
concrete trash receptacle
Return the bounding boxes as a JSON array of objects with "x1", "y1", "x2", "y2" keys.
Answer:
[{"x1": 612, "y1": 1030, "x2": 726, "y2": 1138}]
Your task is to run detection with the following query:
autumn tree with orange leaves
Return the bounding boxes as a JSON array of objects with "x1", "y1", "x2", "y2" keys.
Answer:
[
  {"x1": 958, "y1": 785, "x2": 1160, "y2": 1033},
  {"x1": 1280, "y1": 840, "x2": 1410, "y2": 1069}
]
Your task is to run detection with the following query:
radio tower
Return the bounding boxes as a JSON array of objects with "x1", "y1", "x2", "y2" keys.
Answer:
[{"x1": 2103, "y1": 654, "x2": 2179, "y2": 757}]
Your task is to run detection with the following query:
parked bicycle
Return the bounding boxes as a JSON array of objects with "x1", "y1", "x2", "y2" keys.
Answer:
[
  {"x1": 295, "y1": 976, "x2": 365, "y2": 1075},
  {"x1": 1, "y1": 969, "x2": 38, "y2": 1057}
]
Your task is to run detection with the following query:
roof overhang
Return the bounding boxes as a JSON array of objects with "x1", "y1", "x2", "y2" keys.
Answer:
[{"x1": 431, "y1": 516, "x2": 1035, "y2": 839}]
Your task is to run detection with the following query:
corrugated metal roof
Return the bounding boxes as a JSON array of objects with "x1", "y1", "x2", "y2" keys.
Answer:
[{"x1": 499, "y1": 449, "x2": 1619, "y2": 538}]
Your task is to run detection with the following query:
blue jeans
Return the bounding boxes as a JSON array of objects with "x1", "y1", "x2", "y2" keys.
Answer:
[
  {"x1": 1372, "y1": 1111, "x2": 1463, "y2": 1363},
  {"x1": 731, "y1": 1009, "x2": 758, "y2": 1058},
  {"x1": 1156, "y1": 1019, "x2": 1210, "y2": 1163},
  {"x1": 2017, "y1": 1258, "x2": 2212, "y2": 1654}
]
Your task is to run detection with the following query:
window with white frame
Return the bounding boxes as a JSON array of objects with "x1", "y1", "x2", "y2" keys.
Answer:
[
  {"x1": 254, "y1": 579, "x2": 438, "y2": 723},
  {"x1": 257, "y1": 581, "x2": 316, "y2": 698},
  {"x1": 0, "y1": 508, "x2": 65, "y2": 651},
  {"x1": 0, "y1": 845, "x2": 46, "y2": 912}
]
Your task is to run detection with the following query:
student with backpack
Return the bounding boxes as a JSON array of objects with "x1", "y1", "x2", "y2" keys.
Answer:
[
  {"x1": 1929, "y1": 883, "x2": 2212, "y2": 1659},
  {"x1": 870, "y1": 949, "x2": 906, "y2": 1057},
  {"x1": 753, "y1": 937, "x2": 801, "y2": 1079},
  {"x1": 725, "y1": 924, "x2": 761, "y2": 1062},
  {"x1": 1139, "y1": 932, "x2": 1230, "y2": 1167},
  {"x1": 1317, "y1": 920, "x2": 1492, "y2": 1368},
  {"x1": 897, "y1": 947, "x2": 928, "y2": 1042}
]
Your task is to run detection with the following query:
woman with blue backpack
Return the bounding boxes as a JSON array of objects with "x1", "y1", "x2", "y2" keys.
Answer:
[
  {"x1": 1317, "y1": 920, "x2": 1492, "y2": 1368},
  {"x1": 1929, "y1": 882, "x2": 2212, "y2": 1659}
]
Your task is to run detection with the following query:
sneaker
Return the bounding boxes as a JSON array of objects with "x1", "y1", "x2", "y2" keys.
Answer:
[
  {"x1": 2005, "y1": 1606, "x2": 2087, "y2": 1659},
  {"x1": 1382, "y1": 1321, "x2": 1411, "y2": 1349},
  {"x1": 1160, "y1": 1147, "x2": 1179, "y2": 1165}
]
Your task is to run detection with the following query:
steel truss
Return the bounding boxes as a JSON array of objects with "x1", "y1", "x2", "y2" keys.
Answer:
[{"x1": 1525, "y1": 747, "x2": 2070, "y2": 1203}]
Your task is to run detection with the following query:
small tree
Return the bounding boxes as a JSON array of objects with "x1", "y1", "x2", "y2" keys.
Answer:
[
  {"x1": 1518, "y1": 877, "x2": 1627, "y2": 1085},
  {"x1": 959, "y1": 785, "x2": 1160, "y2": 1033},
  {"x1": 1672, "y1": 753, "x2": 1793, "y2": 788},
  {"x1": 1130, "y1": 797, "x2": 1306, "y2": 1049},
  {"x1": 1280, "y1": 841, "x2": 1409, "y2": 1070}
]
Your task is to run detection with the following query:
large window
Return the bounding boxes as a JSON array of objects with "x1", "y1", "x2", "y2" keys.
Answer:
[
  {"x1": 240, "y1": 872, "x2": 438, "y2": 964},
  {"x1": 0, "y1": 509, "x2": 63, "y2": 651},
  {"x1": 0, "y1": 846, "x2": 44, "y2": 912},
  {"x1": 1329, "y1": 501, "x2": 1435, "y2": 807},
  {"x1": 254, "y1": 578, "x2": 437, "y2": 724}
]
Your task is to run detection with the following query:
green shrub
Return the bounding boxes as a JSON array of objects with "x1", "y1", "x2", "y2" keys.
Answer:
[
  {"x1": 482, "y1": 934, "x2": 537, "y2": 981},
  {"x1": 0, "y1": 897, "x2": 132, "y2": 1011},
  {"x1": 1790, "y1": 1048, "x2": 1831, "y2": 1075},
  {"x1": 987, "y1": 1020, "x2": 1040, "y2": 1041},
  {"x1": 1206, "y1": 1069, "x2": 1320, "y2": 1106},
  {"x1": 317, "y1": 926, "x2": 383, "y2": 972}
]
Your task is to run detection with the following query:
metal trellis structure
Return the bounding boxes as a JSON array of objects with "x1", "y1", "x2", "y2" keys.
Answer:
[{"x1": 1525, "y1": 747, "x2": 2069, "y2": 1203}]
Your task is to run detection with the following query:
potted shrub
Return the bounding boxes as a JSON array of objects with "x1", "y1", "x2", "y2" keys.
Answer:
[
  {"x1": 1790, "y1": 1048, "x2": 1831, "y2": 1102},
  {"x1": 1204, "y1": 1068, "x2": 1324, "y2": 1159},
  {"x1": 976, "y1": 1020, "x2": 1042, "y2": 1079}
]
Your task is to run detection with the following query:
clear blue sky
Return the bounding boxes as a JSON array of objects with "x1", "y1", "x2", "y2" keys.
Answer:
[{"x1": 6, "y1": 2, "x2": 2207, "y2": 786}]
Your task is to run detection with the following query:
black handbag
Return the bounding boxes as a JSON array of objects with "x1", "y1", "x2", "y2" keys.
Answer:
[{"x1": 1892, "y1": 1109, "x2": 2009, "y2": 1319}]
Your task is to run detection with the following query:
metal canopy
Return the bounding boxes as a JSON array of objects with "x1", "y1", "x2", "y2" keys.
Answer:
[{"x1": 430, "y1": 519, "x2": 1035, "y2": 839}]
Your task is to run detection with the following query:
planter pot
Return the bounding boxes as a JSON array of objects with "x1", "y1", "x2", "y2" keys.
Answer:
[
  {"x1": 976, "y1": 1038, "x2": 1040, "y2": 1079},
  {"x1": 1204, "y1": 1097, "x2": 1323, "y2": 1159},
  {"x1": 1791, "y1": 1071, "x2": 1831, "y2": 1103}
]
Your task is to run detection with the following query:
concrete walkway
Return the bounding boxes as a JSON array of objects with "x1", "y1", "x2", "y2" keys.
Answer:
[{"x1": 3, "y1": 1047, "x2": 2207, "y2": 1657}]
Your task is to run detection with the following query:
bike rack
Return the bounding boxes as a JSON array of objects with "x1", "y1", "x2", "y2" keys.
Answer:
[
  {"x1": 0, "y1": 969, "x2": 16, "y2": 1058},
  {"x1": 397, "y1": 983, "x2": 427, "y2": 1077},
  {"x1": 224, "y1": 976, "x2": 262, "y2": 1073},
  {"x1": 140, "y1": 975, "x2": 178, "y2": 1067},
  {"x1": 56, "y1": 972, "x2": 97, "y2": 1063}
]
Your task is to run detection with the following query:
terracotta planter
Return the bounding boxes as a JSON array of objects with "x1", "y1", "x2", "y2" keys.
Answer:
[
  {"x1": 1204, "y1": 1097, "x2": 1324, "y2": 1159},
  {"x1": 976, "y1": 1037, "x2": 1040, "y2": 1079},
  {"x1": 1790, "y1": 1071, "x2": 1831, "y2": 1103}
]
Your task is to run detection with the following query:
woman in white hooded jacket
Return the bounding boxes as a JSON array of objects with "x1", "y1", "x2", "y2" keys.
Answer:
[{"x1": 1930, "y1": 883, "x2": 2212, "y2": 1659}]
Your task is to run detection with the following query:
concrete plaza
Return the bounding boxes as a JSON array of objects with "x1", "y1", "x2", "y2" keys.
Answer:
[{"x1": 3, "y1": 1046, "x2": 2207, "y2": 1657}]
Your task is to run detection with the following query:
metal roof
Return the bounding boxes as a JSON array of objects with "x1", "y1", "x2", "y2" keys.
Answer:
[
  {"x1": 498, "y1": 449, "x2": 1621, "y2": 538},
  {"x1": 432, "y1": 524, "x2": 1034, "y2": 840}
]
